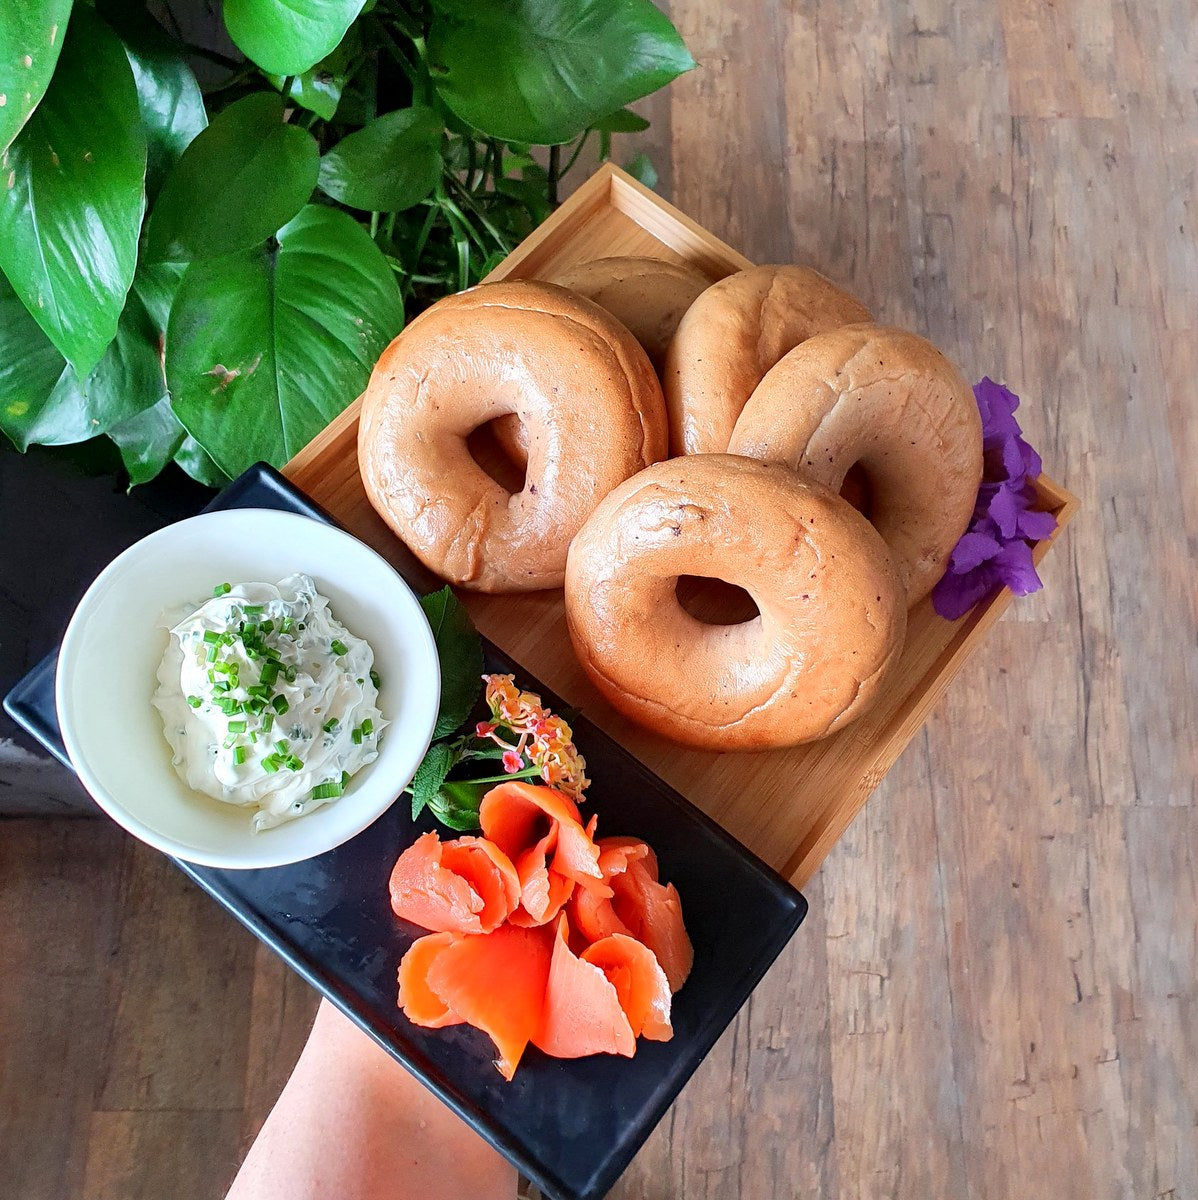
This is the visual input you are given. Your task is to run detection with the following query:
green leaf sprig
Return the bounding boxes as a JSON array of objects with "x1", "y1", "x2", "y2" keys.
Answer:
[{"x1": 0, "y1": 0, "x2": 694, "y2": 489}]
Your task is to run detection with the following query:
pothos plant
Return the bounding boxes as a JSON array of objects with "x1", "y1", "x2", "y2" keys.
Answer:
[{"x1": 0, "y1": 0, "x2": 693, "y2": 488}]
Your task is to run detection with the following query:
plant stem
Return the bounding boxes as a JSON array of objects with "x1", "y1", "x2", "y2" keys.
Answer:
[
  {"x1": 547, "y1": 144, "x2": 562, "y2": 207},
  {"x1": 561, "y1": 130, "x2": 592, "y2": 177},
  {"x1": 370, "y1": 211, "x2": 380, "y2": 238},
  {"x1": 459, "y1": 766, "x2": 543, "y2": 785}
]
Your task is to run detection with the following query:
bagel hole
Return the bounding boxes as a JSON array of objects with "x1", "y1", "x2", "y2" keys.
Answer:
[
  {"x1": 466, "y1": 420, "x2": 527, "y2": 493},
  {"x1": 675, "y1": 576, "x2": 760, "y2": 625},
  {"x1": 839, "y1": 462, "x2": 874, "y2": 520}
]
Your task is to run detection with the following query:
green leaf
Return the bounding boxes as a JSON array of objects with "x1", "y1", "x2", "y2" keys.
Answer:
[
  {"x1": 0, "y1": 269, "x2": 65, "y2": 451},
  {"x1": 409, "y1": 740, "x2": 455, "y2": 821},
  {"x1": 418, "y1": 586, "x2": 484, "y2": 739},
  {"x1": 428, "y1": 779, "x2": 486, "y2": 832},
  {"x1": 427, "y1": 0, "x2": 694, "y2": 144},
  {"x1": 166, "y1": 204, "x2": 403, "y2": 476},
  {"x1": 317, "y1": 106, "x2": 442, "y2": 212},
  {"x1": 173, "y1": 435, "x2": 230, "y2": 488},
  {"x1": 0, "y1": 0, "x2": 73, "y2": 155},
  {"x1": 108, "y1": 395, "x2": 186, "y2": 487},
  {"x1": 143, "y1": 92, "x2": 319, "y2": 263},
  {"x1": 266, "y1": 33, "x2": 357, "y2": 121},
  {"x1": 116, "y1": 20, "x2": 207, "y2": 203},
  {"x1": 0, "y1": 6, "x2": 146, "y2": 377},
  {"x1": 624, "y1": 150, "x2": 658, "y2": 189},
  {"x1": 592, "y1": 107, "x2": 650, "y2": 133},
  {"x1": 224, "y1": 0, "x2": 367, "y2": 76}
]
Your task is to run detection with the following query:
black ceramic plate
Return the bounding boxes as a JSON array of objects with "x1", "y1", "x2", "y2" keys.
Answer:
[{"x1": 4, "y1": 463, "x2": 807, "y2": 1200}]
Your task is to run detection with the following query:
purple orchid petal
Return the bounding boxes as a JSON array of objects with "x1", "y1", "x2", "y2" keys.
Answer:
[{"x1": 951, "y1": 529, "x2": 1004, "y2": 572}]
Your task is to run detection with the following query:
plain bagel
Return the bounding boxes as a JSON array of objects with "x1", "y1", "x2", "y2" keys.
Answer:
[
  {"x1": 727, "y1": 324, "x2": 983, "y2": 604},
  {"x1": 662, "y1": 264, "x2": 871, "y2": 455},
  {"x1": 357, "y1": 280, "x2": 667, "y2": 592},
  {"x1": 564, "y1": 454, "x2": 907, "y2": 750}
]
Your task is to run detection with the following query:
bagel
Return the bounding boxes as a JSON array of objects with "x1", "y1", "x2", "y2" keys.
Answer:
[
  {"x1": 358, "y1": 280, "x2": 667, "y2": 592},
  {"x1": 564, "y1": 454, "x2": 906, "y2": 750},
  {"x1": 727, "y1": 324, "x2": 983, "y2": 604},
  {"x1": 550, "y1": 256, "x2": 712, "y2": 370},
  {"x1": 663, "y1": 264, "x2": 870, "y2": 456}
]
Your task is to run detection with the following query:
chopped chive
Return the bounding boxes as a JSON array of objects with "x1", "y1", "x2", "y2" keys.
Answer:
[
  {"x1": 341, "y1": 771, "x2": 350, "y2": 788},
  {"x1": 203, "y1": 630, "x2": 221, "y2": 645},
  {"x1": 213, "y1": 582, "x2": 232, "y2": 596},
  {"x1": 213, "y1": 681, "x2": 232, "y2": 694},
  {"x1": 298, "y1": 622, "x2": 306, "y2": 631},
  {"x1": 260, "y1": 661, "x2": 279, "y2": 687},
  {"x1": 283, "y1": 664, "x2": 297, "y2": 683},
  {"x1": 243, "y1": 604, "x2": 264, "y2": 616},
  {"x1": 187, "y1": 695, "x2": 202, "y2": 709},
  {"x1": 284, "y1": 754, "x2": 304, "y2": 771},
  {"x1": 222, "y1": 732, "x2": 239, "y2": 749},
  {"x1": 248, "y1": 730, "x2": 258, "y2": 744},
  {"x1": 369, "y1": 669, "x2": 381, "y2": 688},
  {"x1": 322, "y1": 718, "x2": 339, "y2": 733},
  {"x1": 205, "y1": 644, "x2": 219, "y2": 662},
  {"x1": 262, "y1": 755, "x2": 281, "y2": 774},
  {"x1": 351, "y1": 725, "x2": 363, "y2": 745},
  {"x1": 360, "y1": 718, "x2": 373, "y2": 736},
  {"x1": 310, "y1": 780, "x2": 343, "y2": 800},
  {"x1": 330, "y1": 639, "x2": 349, "y2": 656},
  {"x1": 247, "y1": 684, "x2": 271, "y2": 699},
  {"x1": 262, "y1": 713, "x2": 275, "y2": 733},
  {"x1": 247, "y1": 698, "x2": 267, "y2": 716},
  {"x1": 271, "y1": 695, "x2": 289, "y2": 715},
  {"x1": 232, "y1": 745, "x2": 247, "y2": 765},
  {"x1": 228, "y1": 719, "x2": 247, "y2": 734},
  {"x1": 274, "y1": 739, "x2": 289, "y2": 754},
  {"x1": 213, "y1": 661, "x2": 236, "y2": 676},
  {"x1": 280, "y1": 617, "x2": 294, "y2": 635}
]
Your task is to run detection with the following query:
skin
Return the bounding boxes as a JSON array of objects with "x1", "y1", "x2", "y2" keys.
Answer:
[
  {"x1": 728, "y1": 324, "x2": 984, "y2": 604},
  {"x1": 357, "y1": 280, "x2": 667, "y2": 593},
  {"x1": 564, "y1": 454, "x2": 907, "y2": 750},
  {"x1": 225, "y1": 1000, "x2": 517, "y2": 1200}
]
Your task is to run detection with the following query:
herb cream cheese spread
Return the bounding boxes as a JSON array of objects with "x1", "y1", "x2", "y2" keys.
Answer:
[{"x1": 153, "y1": 573, "x2": 386, "y2": 831}]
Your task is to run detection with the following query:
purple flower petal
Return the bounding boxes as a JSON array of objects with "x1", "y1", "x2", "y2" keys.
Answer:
[
  {"x1": 974, "y1": 378, "x2": 1021, "y2": 440},
  {"x1": 932, "y1": 563, "x2": 1001, "y2": 620},
  {"x1": 1017, "y1": 505, "x2": 1057, "y2": 541},
  {"x1": 950, "y1": 529, "x2": 1003, "y2": 572},
  {"x1": 998, "y1": 433, "x2": 1027, "y2": 482},
  {"x1": 992, "y1": 539, "x2": 1043, "y2": 596},
  {"x1": 987, "y1": 482, "x2": 1022, "y2": 539},
  {"x1": 1018, "y1": 436, "x2": 1043, "y2": 480}
]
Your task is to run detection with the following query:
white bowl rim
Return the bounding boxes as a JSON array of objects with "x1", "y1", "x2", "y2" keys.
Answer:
[{"x1": 56, "y1": 508, "x2": 440, "y2": 869}]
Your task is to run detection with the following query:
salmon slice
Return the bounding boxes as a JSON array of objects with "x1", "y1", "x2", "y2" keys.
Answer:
[
  {"x1": 534, "y1": 916, "x2": 636, "y2": 1059},
  {"x1": 425, "y1": 923, "x2": 554, "y2": 1080},
  {"x1": 480, "y1": 782, "x2": 603, "y2": 888},
  {"x1": 570, "y1": 837, "x2": 694, "y2": 993},
  {"x1": 582, "y1": 934, "x2": 673, "y2": 1042},
  {"x1": 397, "y1": 932, "x2": 464, "y2": 1029},
  {"x1": 389, "y1": 832, "x2": 520, "y2": 935},
  {"x1": 507, "y1": 827, "x2": 575, "y2": 927}
]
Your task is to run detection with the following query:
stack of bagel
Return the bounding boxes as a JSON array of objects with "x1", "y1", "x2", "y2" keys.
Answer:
[{"x1": 358, "y1": 258, "x2": 982, "y2": 752}]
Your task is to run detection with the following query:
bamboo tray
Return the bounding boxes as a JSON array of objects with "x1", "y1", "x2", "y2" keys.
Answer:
[{"x1": 285, "y1": 162, "x2": 1078, "y2": 889}]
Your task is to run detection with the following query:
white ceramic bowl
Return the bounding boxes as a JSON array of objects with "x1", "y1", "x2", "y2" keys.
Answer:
[{"x1": 56, "y1": 509, "x2": 440, "y2": 869}]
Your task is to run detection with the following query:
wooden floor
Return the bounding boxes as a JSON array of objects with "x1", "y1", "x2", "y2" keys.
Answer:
[{"x1": 4, "y1": 0, "x2": 1196, "y2": 1196}]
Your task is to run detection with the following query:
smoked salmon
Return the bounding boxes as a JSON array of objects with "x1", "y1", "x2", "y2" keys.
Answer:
[
  {"x1": 389, "y1": 831, "x2": 521, "y2": 934},
  {"x1": 569, "y1": 836, "x2": 694, "y2": 993},
  {"x1": 397, "y1": 932, "x2": 463, "y2": 1028}
]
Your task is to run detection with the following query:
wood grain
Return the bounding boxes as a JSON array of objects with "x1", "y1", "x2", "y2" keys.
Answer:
[{"x1": 4, "y1": 1, "x2": 1195, "y2": 1198}]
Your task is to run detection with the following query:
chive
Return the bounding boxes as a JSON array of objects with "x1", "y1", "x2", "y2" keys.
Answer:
[
  {"x1": 232, "y1": 745, "x2": 247, "y2": 765},
  {"x1": 203, "y1": 630, "x2": 221, "y2": 645},
  {"x1": 262, "y1": 755, "x2": 281, "y2": 774},
  {"x1": 351, "y1": 725, "x2": 363, "y2": 745},
  {"x1": 298, "y1": 622, "x2": 306, "y2": 631},
  {"x1": 259, "y1": 619, "x2": 275, "y2": 636},
  {"x1": 243, "y1": 604, "x2": 265, "y2": 616},
  {"x1": 369, "y1": 669, "x2": 381, "y2": 689},
  {"x1": 285, "y1": 754, "x2": 304, "y2": 771},
  {"x1": 280, "y1": 617, "x2": 294, "y2": 635},
  {"x1": 247, "y1": 698, "x2": 267, "y2": 716},
  {"x1": 222, "y1": 732, "x2": 239, "y2": 749},
  {"x1": 213, "y1": 582, "x2": 232, "y2": 596},
  {"x1": 360, "y1": 718, "x2": 373, "y2": 736},
  {"x1": 311, "y1": 780, "x2": 343, "y2": 800},
  {"x1": 187, "y1": 695, "x2": 202, "y2": 709},
  {"x1": 247, "y1": 684, "x2": 271, "y2": 699},
  {"x1": 272, "y1": 695, "x2": 289, "y2": 715},
  {"x1": 215, "y1": 697, "x2": 238, "y2": 714},
  {"x1": 341, "y1": 771, "x2": 350, "y2": 788},
  {"x1": 213, "y1": 681, "x2": 232, "y2": 694},
  {"x1": 228, "y1": 719, "x2": 247, "y2": 734},
  {"x1": 330, "y1": 639, "x2": 349, "y2": 656},
  {"x1": 283, "y1": 664, "x2": 297, "y2": 683},
  {"x1": 214, "y1": 660, "x2": 237, "y2": 676},
  {"x1": 262, "y1": 713, "x2": 274, "y2": 733},
  {"x1": 220, "y1": 631, "x2": 237, "y2": 646},
  {"x1": 205, "y1": 644, "x2": 219, "y2": 662},
  {"x1": 274, "y1": 739, "x2": 289, "y2": 754},
  {"x1": 248, "y1": 731, "x2": 258, "y2": 744},
  {"x1": 321, "y1": 718, "x2": 338, "y2": 733},
  {"x1": 356, "y1": 677, "x2": 364, "y2": 685},
  {"x1": 260, "y1": 661, "x2": 279, "y2": 687}
]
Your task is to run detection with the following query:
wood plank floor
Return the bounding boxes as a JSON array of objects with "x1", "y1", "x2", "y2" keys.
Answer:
[{"x1": 3, "y1": 0, "x2": 1195, "y2": 1196}]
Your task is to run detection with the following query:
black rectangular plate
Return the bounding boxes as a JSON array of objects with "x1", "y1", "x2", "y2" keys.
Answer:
[{"x1": 4, "y1": 463, "x2": 807, "y2": 1200}]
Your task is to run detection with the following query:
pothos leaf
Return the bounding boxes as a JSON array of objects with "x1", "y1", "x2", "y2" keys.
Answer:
[
  {"x1": 410, "y1": 740, "x2": 456, "y2": 822},
  {"x1": 107, "y1": 395, "x2": 185, "y2": 488},
  {"x1": 418, "y1": 586, "x2": 484, "y2": 739},
  {"x1": 0, "y1": 0, "x2": 73, "y2": 156},
  {"x1": 224, "y1": 0, "x2": 366, "y2": 76},
  {"x1": 173, "y1": 435, "x2": 230, "y2": 489}
]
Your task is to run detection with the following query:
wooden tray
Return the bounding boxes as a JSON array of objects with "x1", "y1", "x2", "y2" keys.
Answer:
[{"x1": 284, "y1": 163, "x2": 1079, "y2": 889}]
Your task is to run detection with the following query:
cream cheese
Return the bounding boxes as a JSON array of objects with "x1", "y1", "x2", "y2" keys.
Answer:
[{"x1": 153, "y1": 573, "x2": 386, "y2": 831}]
